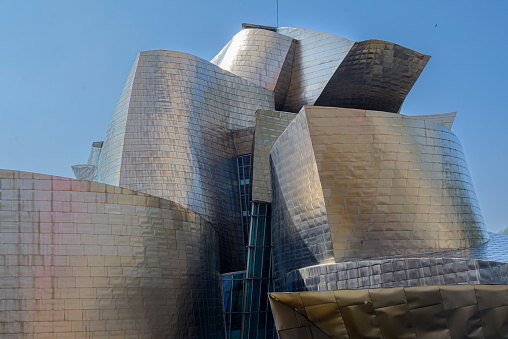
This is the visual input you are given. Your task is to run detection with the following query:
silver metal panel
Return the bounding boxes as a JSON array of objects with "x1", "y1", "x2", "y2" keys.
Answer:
[
  {"x1": 270, "y1": 106, "x2": 488, "y2": 276},
  {"x1": 0, "y1": 169, "x2": 223, "y2": 338},
  {"x1": 96, "y1": 50, "x2": 274, "y2": 272},
  {"x1": 412, "y1": 112, "x2": 457, "y2": 130},
  {"x1": 277, "y1": 232, "x2": 508, "y2": 292},
  {"x1": 251, "y1": 110, "x2": 297, "y2": 202},
  {"x1": 270, "y1": 110, "x2": 335, "y2": 279},
  {"x1": 211, "y1": 28, "x2": 294, "y2": 92},
  {"x1": 276, "y1": 27, "x2": 355, "y2": 113},
  {"x1": 314, "y1": 40, "x2": 430, "y2": 113},
  {"x1": 96, "y1": 55, "x2": 140, "y2": 186}
]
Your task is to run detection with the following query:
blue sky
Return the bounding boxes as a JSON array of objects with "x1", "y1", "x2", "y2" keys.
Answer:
[{"x1": 0, "y1": 0, "x2": 506, "y2": 232}]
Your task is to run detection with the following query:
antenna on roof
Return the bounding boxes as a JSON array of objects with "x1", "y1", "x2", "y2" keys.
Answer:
[{"x1": 276, "y1": 0, "x2": 279, "y2": 27}]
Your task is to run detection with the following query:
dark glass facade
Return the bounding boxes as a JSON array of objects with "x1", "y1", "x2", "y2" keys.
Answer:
[
  {"x1": 242, "y1": 203, "x2": 275, "y2": 339},
  {"x1": 222, "y1": 271, "x2": 246, "y2": 339},
  {"x1": 237, "y1": 154, "x2": 253, "y2": 248}
]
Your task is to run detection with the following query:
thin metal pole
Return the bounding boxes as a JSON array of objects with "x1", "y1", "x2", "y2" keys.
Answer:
[{"x1": 276, "y1": 0, "x2": 279, "y2": 27}]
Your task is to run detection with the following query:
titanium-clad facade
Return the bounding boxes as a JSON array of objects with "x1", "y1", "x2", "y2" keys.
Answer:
[
  {"x1": 0, "y1": 169, "x2": 222, "y2": 338},
  {"x1": 95, "y1": 51, "x2": 274, "y2": 273},
  {"x1": 211, "y1": 29, "x2": 294, "y2": 92},
  {"x1": 3, "y1": 23, "x2": 505, "y2": 338},
  {"x1": 314, "y1": 40, "x2": 430, "y2": 113},
  {"x1": 271, "y1": 106, "x2": 488, "y2": 278},
  {"x1": 270, "y1": 285, "x2": 508, "y2": 339}
]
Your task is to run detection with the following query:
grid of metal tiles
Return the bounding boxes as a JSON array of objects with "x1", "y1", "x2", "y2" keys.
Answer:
[
  {"x1": 211, "y1": 28, "x2": 294, "y2": 92},
  {"x1": 314, "y1": 40, "x2": 430, "y2": 113},
  {"x1": 412, "y1": 112, "x2": 457, "y2": 130},
  {"x1": 0, "y1": 169, "x2": 223, "y2": 338},
  {"x1": 271, "y1": 109, "x2": 335, "y2": 279},
  {"x1": 270, "y1": 106, "x2": 488, "y2": 269},
  {"x1": 276, "y1": 27, "x2": 355, "y2": 113},
  {"x1": 94, "y1": 51, "x2": 274, "y2": 273},
  {"x1": 270, "y1": 285, "x2": 508, "y2": 338},
  {"x1": 277, "y1": 255, "x2": 508, "y2": 293},
  {"x1": 251, "y1": 110, "x2": 297, "y2": 203},
  {"x1": 96, "y1": 55, "x2": 140, "y2": 186},
  {"x1": 305, "y1": 106, "x2": 488, "y2": 259}
]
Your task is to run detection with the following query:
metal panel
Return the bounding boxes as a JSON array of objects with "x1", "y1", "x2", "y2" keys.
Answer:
[
  {"x1": 276, "y1": 235, "x2": 508, "y2": 291},
  {"x1": 0, "y1": 169, "x2": 223, "y2": 338},
  {"x1": 251, "y1": 110, "x2": 297, "y2": 203},
  {"x1": 95, "y1": 51, "x2": 275, "y2": 273},
  {"x1": 412, "y1": 112, "x2": 457, "y2": 130},
  {"x1": 314, "y1": 40, "x2": 430, "y2": 113},
  {"x1": 270, "y1": 106, "x2": 488, "y2": 271},
  {"x1": 276, "y1": 27, "x2": 355, "y2": 113},
  {"x1": 270, "y1": 285, "x2": 508, "y2": 339},
  {"x1": 271, "y1": 110, "x2": 335, "y2": 279},
  {"x1": 211, "y1": 28, "x2": 294, "y2": 92}
]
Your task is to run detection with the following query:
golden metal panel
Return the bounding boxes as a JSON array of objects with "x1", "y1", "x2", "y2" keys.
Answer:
[
  {"x1": 271, "y1": 285, "x2": 508, "y2": 339},
  {"x1": 271, "y1": 106, "x2": 488, "y2": 272},
  {"x1": 0, "y1": 170, "x2": 223, "y2": 338}
]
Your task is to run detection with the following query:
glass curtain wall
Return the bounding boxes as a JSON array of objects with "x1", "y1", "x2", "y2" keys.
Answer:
[
  {"x1": 222, "y1": 271, "x2": 246, "y2": 339},
  {"x1": 242, "y1": 203, "x2": 276, "y2": 339},
  {"x1": 222, "y1": 154, "x2": 275, "y2": 339}
]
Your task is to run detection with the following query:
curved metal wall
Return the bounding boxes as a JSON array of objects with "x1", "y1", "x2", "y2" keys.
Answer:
[
  {"x1": 211, "y1": 28, "x2": 294, "y2": 92},
  {"x1": 96, "y1": 55, "x2": 139, "y2": 186},
  {"x1": 95, "y1": 50, "x2": 275, "y2": 272},
  {"x1": 0, "y1": 169, "x2": 223, "y2": 338},
  {"x1": 270, "y1": 110, "x2": 335, "y2": 279},
  {"x1": 314, "y1": 40, "x2": 430, "y2": 113},
  {"x1": 270, "y1": 106, "x2": 489, "y2": 275},
  {"x1": 276, "y1": 27, "x2": 355, "y2": 113}
]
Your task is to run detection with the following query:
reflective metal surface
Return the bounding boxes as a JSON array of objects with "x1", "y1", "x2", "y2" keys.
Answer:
[
  {"x1": 412, "y1": 112, "x2": 457, "y2": 130},
  {"x1": 94, "y1": 51, "x2": 274, "y2": 273},
  {"x1": 251, "y1": 110, "x2": 297, "y2": 202},
  {"x1": 0, "y1": 169, "x2": 223, "y2": 338},
  {"x1": 271, "y1": 108, "x2": 335, "y2": 278},
  {"x1": 276, "y1": 27, "x2": 355, "y2": 113},
  {"x1": 270, "y1": 285, "x2": 508, "y2": 338},
  {"x1": 314, "y1": 40, "x2": 430, "y2": 113},
  {"x1": 211, "y1": 28, "x2": 294, "y2": 92},
  {"x1": 278, "y1": 252, "x2": 508, "y2": 292},
  {"x1": 271, "y1": 106, "x2": 488, "y2": 278}
]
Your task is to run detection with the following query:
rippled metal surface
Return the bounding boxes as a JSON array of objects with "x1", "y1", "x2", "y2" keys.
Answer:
[
  {"x1": 0, "y1": 169, "x2": 223, "y2": 338},
  {"x1": 278, "y1": 239, "x2": 508, "y2": 292},
  {"x1": 251, "y1": 110, "x2": 297, "y2": 202},
  {"x1": 270, "y1": 106, "x2": 488, "y2": 276},
  {"x1": 314, "y1": 40, "x2": 430, "y2": 113},
  {"x1": 276, "y1": 27, "x2": 355, "y2": 113},
  {"x1": 270, "y1": 285, "x2": 508, "y2": 339},
  {"x1": 94, "y1": 51, "x2": 274, "y2": 272}
]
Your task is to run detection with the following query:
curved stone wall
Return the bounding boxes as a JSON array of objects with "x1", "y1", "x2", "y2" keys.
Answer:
[
  {"x1": 95, "y1": 50, "x2": 274, "y2": 272},
  {"x1": 0, "y1": 169, "x2": 223, "y2": 338},
  {"x1": 270, "y1": 106, "x2": 488, "y2": 276}
]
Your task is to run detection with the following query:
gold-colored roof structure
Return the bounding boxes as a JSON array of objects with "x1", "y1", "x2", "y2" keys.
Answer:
[{"x1": 270, "y1": 284, "x2": 508, "y2": 338}]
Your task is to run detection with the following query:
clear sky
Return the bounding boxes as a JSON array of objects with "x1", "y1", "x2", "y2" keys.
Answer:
[{"x1": 0, "y1": 0, "x2": 506, "y2": 232}]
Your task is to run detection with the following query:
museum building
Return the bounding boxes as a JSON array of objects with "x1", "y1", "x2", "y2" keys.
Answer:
[{"x1": 1, "y1": 23, "x2": 508, "y2": 338}]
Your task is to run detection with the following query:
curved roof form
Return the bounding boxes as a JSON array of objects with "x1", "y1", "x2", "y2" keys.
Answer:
[{"x1": 314, "y1": 40, "x2": 431, "y2": 113}]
